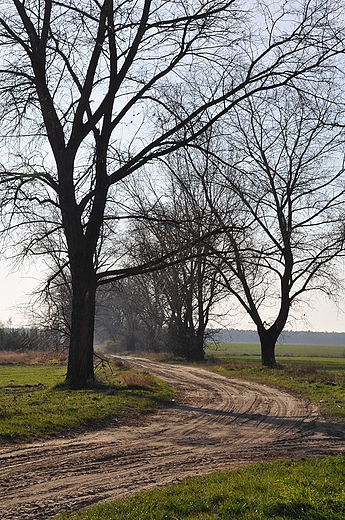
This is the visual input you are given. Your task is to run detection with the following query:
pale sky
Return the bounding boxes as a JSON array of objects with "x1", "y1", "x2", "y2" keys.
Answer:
[
  {"x1": 0, "y1": 258, "x2": 345, "y2": 332},
  {"x1": 230, "y1": 297, "x2": 345, "y2": 334},
  {"x1": 0, "y1": 258, "x2": 44, "y2": 327}
]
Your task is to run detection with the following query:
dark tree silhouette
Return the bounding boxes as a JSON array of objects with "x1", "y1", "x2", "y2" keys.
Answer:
[{"x1": 199, "y1": 88, "x2": 345, "y2": 366}]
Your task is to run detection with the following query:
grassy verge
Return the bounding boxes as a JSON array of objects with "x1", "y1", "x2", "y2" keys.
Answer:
[
  {"x1": 55, "y1": 455, "x2": 345, "y2": 519},
  {"x1": 0, "y1": 361, "x2": 175, "y2": 444},
  {"x1": 204, "y1": 356, "x2": 345, "y2": 422}
]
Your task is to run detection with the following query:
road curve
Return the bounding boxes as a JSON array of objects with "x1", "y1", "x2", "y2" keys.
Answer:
[{"x1": 0, "y1": 357, "x2": 344, "y2": 519}]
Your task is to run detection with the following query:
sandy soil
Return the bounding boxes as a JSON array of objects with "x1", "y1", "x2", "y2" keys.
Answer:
[{"x1": 0, "y1": 356, "x2": 344, "y2": 519}]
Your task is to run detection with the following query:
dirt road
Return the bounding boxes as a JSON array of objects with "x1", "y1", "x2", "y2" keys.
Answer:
[{"x1": 0, "y1": 357, "x2": 344, "y2": 519}]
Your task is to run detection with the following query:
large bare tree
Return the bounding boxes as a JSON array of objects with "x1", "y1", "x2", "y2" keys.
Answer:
[
  {"x1": 0, "y1": 0, "x2": 343, "y2": 385},
  {"x1": 199, "y1": 87, "x2": 345, "y2": 366}
]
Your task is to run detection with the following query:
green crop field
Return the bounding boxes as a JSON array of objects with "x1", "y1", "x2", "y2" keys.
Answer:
[{"x1": 205, "y1": 342, "x2": 345, "y2": 358}]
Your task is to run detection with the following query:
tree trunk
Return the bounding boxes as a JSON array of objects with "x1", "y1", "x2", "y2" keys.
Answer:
[
  {"x1": 258, "y1": 327, "x2": 278, "y2": 367},
  {"x1": 189, "y1": 336, "x2": 205, "y2": 362},
  {"x1": 66, "y1": 267, "x2": 97, "y2": 388}
]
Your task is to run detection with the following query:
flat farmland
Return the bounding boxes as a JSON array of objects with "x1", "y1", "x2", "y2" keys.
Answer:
[{"x1": 206, "y1": 342, "x2": 345, "y2": 359}]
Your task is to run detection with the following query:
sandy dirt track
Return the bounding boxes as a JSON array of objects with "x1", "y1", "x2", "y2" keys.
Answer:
[{"x1": 0, "y1": 356, "x2": 344, "y2": 519}]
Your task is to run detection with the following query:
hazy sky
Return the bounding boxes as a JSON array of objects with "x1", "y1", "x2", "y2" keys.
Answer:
[
  {"x1": 0, "y1": 259, "x2": 44, "y2": 327},
  {"x1": 231, "y1": 297, "x2": 345, "y2": 334},
  {"x1": 0, "y1": 258, "x2": 344, "y2": 333}
]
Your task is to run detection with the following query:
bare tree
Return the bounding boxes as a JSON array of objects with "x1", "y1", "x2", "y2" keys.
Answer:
[
  {"x1": 0, "y1": 0, "x2": 342, "y2": 385},
  {"x1": 32, "y1": 268, "x2": 72, "y2": 344},
  {"x1": 95, "y1": 275, "x2": 167, "y2": 353},
  {"x1": 199, "y1": 87, "x2": 345, "y2": 366},
  {"x1": 120, "y1": 169, "x2": 226, "y2": 361}
]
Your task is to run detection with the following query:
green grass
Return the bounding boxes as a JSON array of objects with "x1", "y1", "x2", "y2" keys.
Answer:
[
  {"x1": 0, "y1": 362, "x2": 175, "y2": 444},
  {"x1": 206, "y1": 342, "x2": 345, "y2": 358},
  {"x1": 55, "y1": 455, "x2": 345, "y2": 519}
]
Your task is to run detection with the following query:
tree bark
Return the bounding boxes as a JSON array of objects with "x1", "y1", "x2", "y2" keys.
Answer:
[
  {"x1": 66, "y1": 264, "x2": 97, "y2": 388},
  {"x1": 258, "y1": 327, "x2": 279, "y2": 367},
  {"x1": 189, "y1": 336, "x2": 205, "y2": 362}
]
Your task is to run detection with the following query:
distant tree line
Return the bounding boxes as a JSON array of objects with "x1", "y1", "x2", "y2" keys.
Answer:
[
  {"x1": 0, "y1": 324, "x2": 65, "y2": 352},
  {"x1": 214, "y1": 329, "x2": 345, "y2": 347}
]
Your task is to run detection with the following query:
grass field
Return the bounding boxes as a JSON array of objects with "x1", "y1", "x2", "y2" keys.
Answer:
[
  {"x1": 55, "y1": 455, "x2": 345, "y2": 520},
  {"x1": 0, "y1": 360, "x2": 175, "y2": 444},
  {"x1": 205, "y1": 342, "x2": 345, "y2": 358}
]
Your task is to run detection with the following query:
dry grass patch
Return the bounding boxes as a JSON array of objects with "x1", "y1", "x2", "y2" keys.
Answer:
[
  {"x1": 118, "y1": 370, "x2": 156, "y2": 389},
  {"x1": 0, "y1": 350, "x2": 67, "y2": 365}
]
